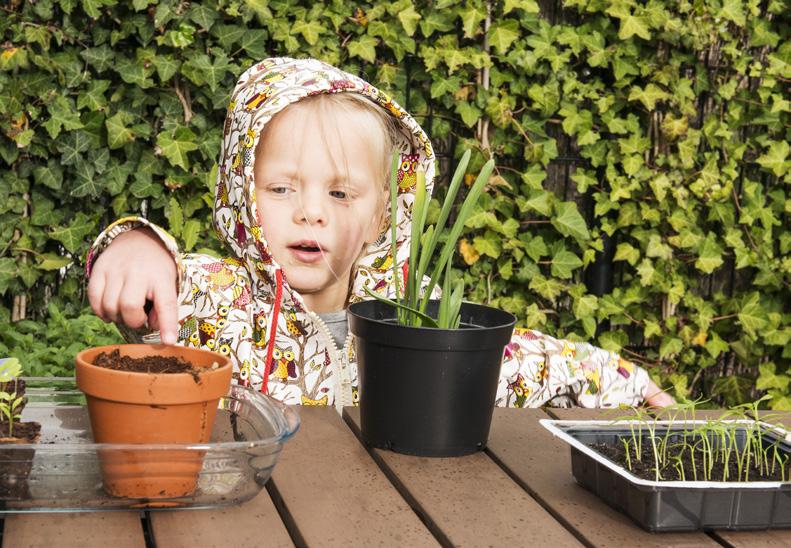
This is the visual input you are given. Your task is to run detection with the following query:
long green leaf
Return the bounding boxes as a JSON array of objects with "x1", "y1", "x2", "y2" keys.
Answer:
[
  {"x1": 363, "y1": 286, "x2": 438, "y2": 327},
  {"x1": 409, "y1": 170, "x2": 428, "y2": 316},
  {"x1": 416, "y1": 150, "x2": 470, "y2": 289},
  {"x1": 421, "y1": 158, "x2": 495, "y2": 311}
]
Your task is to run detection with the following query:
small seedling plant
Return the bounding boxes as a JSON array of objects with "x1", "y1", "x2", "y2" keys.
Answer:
[
  {"x1": 0, "y1": 358, "x2": 25, "y2": 438},
  {"x1": 365, "y1": 150, "x2": 494, "y2": 328},
  {"x1": 601, "y1": 397, "x2": 790, "y2": 483}
]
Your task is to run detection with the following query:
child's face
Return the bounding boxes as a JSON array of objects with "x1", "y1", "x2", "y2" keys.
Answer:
[{"x1": 253, "y1": 102, "x2": 385, "y2": 313}]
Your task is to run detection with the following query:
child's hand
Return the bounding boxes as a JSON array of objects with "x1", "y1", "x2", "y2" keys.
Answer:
[
  {"x1": 644, "y1": 379, "x2": 675, "y2": 408},
  {"x1": 87, "y1": 228, "x2": 179, "y2": 344}
]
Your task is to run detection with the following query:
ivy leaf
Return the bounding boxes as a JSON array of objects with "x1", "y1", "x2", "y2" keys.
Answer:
[
  {"x1": 504, "y1": 0, "x2": 539, "y2": 14},
  {"x1": 212, "y1": 24, "x2": 247, "y2": 49},
  {"x1": 694, "y1": 233, "x2": 724, "y2": 274},
  {"x1": 347, "y1": 35, "x2": 378, "y2": 63},
  {"x1": 71, "y1": 160, "x2": 101, "y2": 197},
  {"x1": 80, "y1": 45, "x2": 115, "y2": 72},
  {"x1": 755, "y1": 140, "x2": 789, "y2": 176},
  {"x1": 292, "y1": 19, "x2": 324, "y2": 45},
  {"x1": 756, "y1": 362, "x2": 789, "y2": 392},
  {"x1": 188, "y1": 4, "x2": 218, "y2": 30},
  {"x1": 529, "y1": 274, "x2": 564, "y2": 303},
  {"x1": 473, "y1": 231, "x2": 502, "y2": 258},
  {"x1": 115, "y1": 57, "x2": 155, "y2": 89},
  {"x1": 489, "y1": 20, "x2": 520, "y2": 55},
  {"x1": 737, "y1": 292, "x2": 768, "y2": 338},
  {"x1": 551, "y1": 201, "x2": 590, "y2": 241},
  {"x1": 524, "y1": 236, "x2": 547, "y2": 261},
  {"x1": 33, "y1": 160, "x2": 63, "y2": 190},
  {"x1": 613, "y1": 243, "x2": 640, "y2": 265},
  {"x1": 419, "y1": 12, "x2": 453, "y2": 37},
  {"x1": 157, "y1": 127, "x2": 198, "y2": 170},
  {"x1": 49, "y1": 212, "x2": 95, "y2": 254},
  {"x1": 430, "y1": 75, "x2": 461, "y2": 98},
  {"x1": 550, "y1": 249, "x2": 582, "y2": 279},
  {"x1": 43, "y1": 95, "x2": 84, "y2": 139},
  {"x1": 459, "y1": 5, "x2": 486, "y2": 38},
  {"x1": 618, "y1": 14, "x2": 651, "y2": 41},
  {"x1": 76, "y1": 79, "x2": 110, "y2": 111},
  {"x1": 628, "y1": 83, "x2": 669, "y2": 110},
  {"x1": 105, "y1": 112, "x2": 135, "y2": 150},
  {"x1": 455, "y1": 101, "x2": 481, "y2": 127},
  {"x1": 720, "y1": 0, "x2": 746, "y2": 26},
  {"x1": 182, "y1": 53, "x2": 231, "y2": 92},
  {"x1": 57, "y1": 130, "x2": 92, "y2": 166},
  {"x1": 397, "y1": 5, "x2": 422, "y2": 37},
  {"x1": 659, "y1": 336, "x2": 683, "y2": 359},
  {"x1": 152, "y1": 55, "x2": 180, "y2": 83},
  {"x1": 37, "y1": 253, "x2": 72, "y2": 271},
  {"x1": 525, "y1": 190, "x2": 553, "y2": 216},
  {"x1": 0, "y1": 258, "x2": 17, "y2": 295},
  {"x1": 459, "y1": 238, "x2": 480, "y2": 265}
]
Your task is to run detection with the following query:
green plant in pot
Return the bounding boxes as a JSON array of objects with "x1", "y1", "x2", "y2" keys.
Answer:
[
  {"x1": 0, "y1": 357, "x2": 42, "y2": 500},
  {"x1": 348, "y1": 151, "x2": 516, "y2": 457}
]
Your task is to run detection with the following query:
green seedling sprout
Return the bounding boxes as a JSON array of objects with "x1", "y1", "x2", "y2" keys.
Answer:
[
  {"x1": 0, "y1": 358, "x2": 24, "y2": 438},
  {"x1": 365, "y1": 150, "x2": 495, "y2": 328},
  {"x1": 602, "y1": 396, "x2": 790, "y2": 485}
]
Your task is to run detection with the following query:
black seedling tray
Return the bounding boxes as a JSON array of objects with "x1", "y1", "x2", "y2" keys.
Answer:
[{"x1": 541, "y1": 419, "x2": 791, "y2": 532}]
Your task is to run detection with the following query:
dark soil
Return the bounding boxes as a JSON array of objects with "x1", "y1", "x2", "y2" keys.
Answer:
[
  {"x1": 0, "y1": 420, "x2": 41, "y2": 500},
  {"x1": 0, "y1": 421, "x2": 40, "y2": 441},
  {"x1": 591, "y1": 437, "x2": 791, "y2": 482},
  {"x1": 93, "y1": 349, "x2": 204, "y2": 382}
]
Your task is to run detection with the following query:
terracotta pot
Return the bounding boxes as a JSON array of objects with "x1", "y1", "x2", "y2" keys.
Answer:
[{"x1": 75, "y1": 344, "x2": 232, "y2": 499}]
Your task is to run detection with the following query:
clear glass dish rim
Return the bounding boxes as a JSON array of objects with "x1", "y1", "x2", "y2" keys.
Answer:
[{"x1": 12, "y1": 377, "x2": 300, "y2": 452}]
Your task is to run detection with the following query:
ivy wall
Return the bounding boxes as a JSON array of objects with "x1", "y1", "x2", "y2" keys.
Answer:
[{"x1": 0, "y1": 0, "x2": 788, "y2": 406}]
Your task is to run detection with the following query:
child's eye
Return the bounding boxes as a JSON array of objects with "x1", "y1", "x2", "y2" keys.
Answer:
[
  {"x1": 269, "y1": 185, "x2": 290, "y2": 194},
  {"x1": 330, "y1": 190, "x2": 350, "y2": 200}
]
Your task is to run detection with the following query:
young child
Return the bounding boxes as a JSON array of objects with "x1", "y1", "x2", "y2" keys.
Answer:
[{"x1": 86, "y1": 57, "x2": 673, "y2": 411}]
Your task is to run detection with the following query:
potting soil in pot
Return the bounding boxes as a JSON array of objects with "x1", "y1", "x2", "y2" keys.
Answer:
[{"x1": 93, "y1": 349, "x2": 211, "y2": 381}]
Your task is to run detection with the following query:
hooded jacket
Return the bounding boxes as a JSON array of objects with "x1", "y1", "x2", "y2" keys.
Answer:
[{"x1": 87, "y1": 57, "x2": 650, "y2": 411}]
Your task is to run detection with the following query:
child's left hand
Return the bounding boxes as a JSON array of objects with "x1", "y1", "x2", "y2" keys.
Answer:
[{"x1": 644, "y1": 379, "x2": 675, "y2": 408}]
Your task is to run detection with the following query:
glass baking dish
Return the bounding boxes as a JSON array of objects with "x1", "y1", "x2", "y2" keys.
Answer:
[{"x1": 0, "y1": 378, "x2": 299, "y2": 512}]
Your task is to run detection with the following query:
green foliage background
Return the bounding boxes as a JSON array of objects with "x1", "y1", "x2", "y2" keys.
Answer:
[{"x1": 0, "y1": 0, "x2": 788, "y2": 407}]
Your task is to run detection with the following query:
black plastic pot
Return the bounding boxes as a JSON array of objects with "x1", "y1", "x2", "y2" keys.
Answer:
[
  {"x1": 542, "y1": 419, "x2": 791, "y2": 532},
  {"x1": 348, "y1": 300, "x2": 515, "y2": 457}
]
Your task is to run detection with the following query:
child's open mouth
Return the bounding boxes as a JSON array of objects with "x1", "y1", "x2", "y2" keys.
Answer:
[{"x1": 288, "y1": 241, "x2": 325, "y2": 263}]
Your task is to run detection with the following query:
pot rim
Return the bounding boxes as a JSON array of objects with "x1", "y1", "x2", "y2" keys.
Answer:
[
  {"x1": 348, "y1": 299, "x2": 517, "y2": 332},
  {"x1": 541, "y1": 418, "x2": 791, "y2": 489}
]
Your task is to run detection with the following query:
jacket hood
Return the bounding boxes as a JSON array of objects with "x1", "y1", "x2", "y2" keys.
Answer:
[{"x1": 213, "y1": 57, "x2": 435, "y2": 311}]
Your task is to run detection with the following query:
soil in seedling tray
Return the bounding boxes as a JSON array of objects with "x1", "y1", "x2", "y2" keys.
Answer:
[
  {"x1": 93, "y1": 349, "x2": 207, "y2": 382},
  {"x1": 591, "y1": 437, "x2": 791, "y2": 482},
  {"x1": 0, "y1": 421, "x2": 41, "y2": 441}
]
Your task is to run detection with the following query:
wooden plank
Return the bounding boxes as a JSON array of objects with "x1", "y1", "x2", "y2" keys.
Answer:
[
  {"x1": 3, "y1": 513, "x2": 145, "y2": 548},
  {"x1": 149, "y1": 488, "x2": 293, "y2": 548},
  {"x1": 344, "y1": 407, "x2": 582, "y2": 547},
  {"x1": 270, "y1": 407, "x2": 437, "y2": 547},
  {"x1": 487, "y1": 407, "x2": 717, "y2": 547}
]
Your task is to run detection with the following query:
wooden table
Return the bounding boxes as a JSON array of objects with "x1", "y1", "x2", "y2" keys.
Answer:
[{"x1": 2, "y1": 408, "x2": 789, "y2": 547}]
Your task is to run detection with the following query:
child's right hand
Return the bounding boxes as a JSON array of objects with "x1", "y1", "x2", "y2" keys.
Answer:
[{"x1": 87, "y1": 228, "x2": 179, "y2": 344}]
